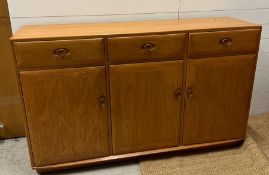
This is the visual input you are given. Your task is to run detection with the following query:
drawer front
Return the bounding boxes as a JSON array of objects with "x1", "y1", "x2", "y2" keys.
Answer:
[
  {"x1": 188, "y1": 29, "x2": 260, "y2": 58},
  {"x1": 15, "y1": 39, "x2": 105, "y2": 68},
  {"x1": 108, "y1": 33, "x2": 186, "y2": 64}
]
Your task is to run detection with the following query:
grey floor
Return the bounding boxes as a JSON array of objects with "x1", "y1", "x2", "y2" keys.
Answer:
[{"x1": 0, "y1": 138, "x2": 141, "y2": 175}]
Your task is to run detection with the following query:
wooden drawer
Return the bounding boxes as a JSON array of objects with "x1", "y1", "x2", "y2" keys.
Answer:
[
  {"x1": 108, "y1": 33, "x2": 186, "y2": 64},
  {"x1": 15, "y1": 39, "x2": 105, "y2": 68},
  {"x1": 188, "y1": 29, "x2": 260, "y2": 58}
]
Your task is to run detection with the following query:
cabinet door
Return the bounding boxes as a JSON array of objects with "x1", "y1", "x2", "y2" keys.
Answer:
[
  {"x1": 20, "y1": 67, "x2": 110, "y2": 166},
  {"x1": 183, "y1": 55, "x2": 256, "y2": 145},
  {"x1": 110, "y1": 61, "x2": 183, "y2": 154}
]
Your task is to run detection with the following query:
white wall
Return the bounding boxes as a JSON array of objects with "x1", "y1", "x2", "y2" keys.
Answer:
[{"x1": 7, "y1": 0, "x2": 269, "y2": 115}]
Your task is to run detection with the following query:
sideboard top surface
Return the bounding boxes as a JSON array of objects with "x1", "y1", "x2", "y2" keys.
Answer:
[{"x1": 11, "y1": 17, "x2": 261, "y2": 41}]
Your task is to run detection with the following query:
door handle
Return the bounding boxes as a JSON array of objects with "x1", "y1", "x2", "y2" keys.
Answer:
[
  {"x1": 99, "y1": 95, "x2": 106, "y2": 109},
  {"x1": 186, "y1": 87, "x2": 194, "y2": 98},
  {"x1": 175, "y1": 88, "x2": 182, "y2": 100}
]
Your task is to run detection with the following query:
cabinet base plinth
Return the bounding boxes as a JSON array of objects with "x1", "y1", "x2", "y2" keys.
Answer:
[{"x1": 35, "y1": 138, "x2": 244, "y2": 174}]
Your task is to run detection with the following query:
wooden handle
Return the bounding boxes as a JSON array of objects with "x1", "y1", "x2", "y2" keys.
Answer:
[
  {"x1": 175, "y1": 88, "x2": 182, "y2": 100},
  {"x1": 186, "y1": 88, "x2": 194, "y2": 98},
  {"x1": 53, "y1": 48, "x2": 70, "y2": 58},
  {"x1": 141, "y1": 43, "x2": 156, "y2": 52},
  {"x1": 219, "y1": 38, "x2": 233, "y2": 46},
  {"x1": 99, "y1": 96, "x2": 106, "y2": 109}
]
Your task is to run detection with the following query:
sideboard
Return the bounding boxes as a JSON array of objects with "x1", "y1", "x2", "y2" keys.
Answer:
[{"x1": 11, "y1": 17, "x2": 261, "y2": 173}]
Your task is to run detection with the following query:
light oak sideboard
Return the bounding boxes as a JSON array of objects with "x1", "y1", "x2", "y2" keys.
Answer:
[{"x1": 11, "y1": 17, "x2": 261, "y2": 173}]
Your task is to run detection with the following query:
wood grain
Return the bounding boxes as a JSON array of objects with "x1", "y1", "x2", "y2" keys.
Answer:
[
  {"x1": 11, "y1": 17, "x2": 261, "y2": 41},
  {"x1": 110, "y1": 60, "x2": 183, "y2": 154},
  {"x1": 183, "y1": 55, "x2": 256, "y2": 145},
  {"x1": 19, "y1": 67, "x2": 110, "y2": 166},
  {"x1": 14, "y1": 39, "x2": 105, "y2": 69},
  {"x1": 108, "y1": 33, "x2": 186, "y2": 64},
  {"x1": 188, "y1": 29, "x2": 260, "y2": 58}
]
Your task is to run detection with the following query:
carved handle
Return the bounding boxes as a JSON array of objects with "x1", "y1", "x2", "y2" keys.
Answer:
[
  {"x1": 219, "y1": 38, "x2": 233, "y2": 46},
  {"x1": 53, "y1": 48, "x2": 70, "y2": 58},
  {"x1": 175, "y1": 88, "x2": 182, "y2": 100},
  {"x1": 99, "y1": 96, "x2": 106, "y2": 109},
  {"x1": 186, "y1": 87, "x2": 194, "y2": 98},
  {"x1": 141, "y1": 42, "x2": 156, "y2": 52}
]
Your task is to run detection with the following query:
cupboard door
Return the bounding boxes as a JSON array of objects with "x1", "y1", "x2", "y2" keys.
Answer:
[
  {"x1": 110, "y1": 61, "x2": 183, "y2": 154},
  {"x1": 183, "y1": 55, "x2": 256, "y2": 145},
  {"x1": 20, "y1": 67, "x2": 110, "y2": 166}
]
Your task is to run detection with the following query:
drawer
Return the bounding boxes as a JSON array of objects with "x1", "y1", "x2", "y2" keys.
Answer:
[
  {"x1": 108, "y1": 33, "x2": 186, "y2": 64},
  {"x1": 188, "y1": 29, "x2": 260, "y2": 58},
  {"x1": 15, "y1": 39, "x2": 105, "y2": 68}
]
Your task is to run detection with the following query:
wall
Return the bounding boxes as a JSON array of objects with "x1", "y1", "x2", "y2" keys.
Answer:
[{"x1": 7, "y1": 0, "x2": 269, "y2": 115}]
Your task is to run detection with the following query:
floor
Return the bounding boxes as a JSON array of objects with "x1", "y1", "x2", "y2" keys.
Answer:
[{"x1": 0, "y1": 138, "x2": 141, "y2": 175}]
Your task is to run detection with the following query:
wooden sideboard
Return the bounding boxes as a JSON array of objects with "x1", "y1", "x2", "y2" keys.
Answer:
[{"x1": 11, "y1": 17, "x2": 262, "y2": 173}]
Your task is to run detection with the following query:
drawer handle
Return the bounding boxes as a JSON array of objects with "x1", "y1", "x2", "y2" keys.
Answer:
[
  {"x1": 219, "y1": 38, "x2": 233, "y2": 46},
  {"x1": 175, "y1": 88, "x2": 182, "y2": 100},
  {"x1": 141, "y1": 43, "x2": 156, "y2": 52},
  {"x1": 99, "y1": 95, "x2": 106, "y2": 109},
  {"x1": 186, "y1": 87, "x2": 194, "y2": 98},
  {"x1": 53, "y1": 48, "x2": 70, "y2": 58}
]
